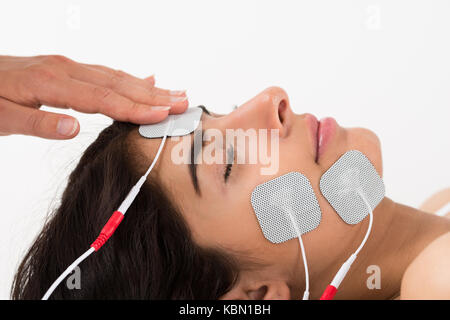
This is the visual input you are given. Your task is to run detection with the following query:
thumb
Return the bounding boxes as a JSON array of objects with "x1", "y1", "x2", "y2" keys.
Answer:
[{"x1": 0, "y1": 98, "x2": 79, "y2": 139}]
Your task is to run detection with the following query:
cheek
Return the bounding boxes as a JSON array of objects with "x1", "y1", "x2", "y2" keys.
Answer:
[
  {"x1": 227, "y1": 200, "x2": 301, "y2": 266},
  {"x1": 303, "y1": 128, "x2": 383, "y2": 252},
  {"x1": 202, "y1": 184, "x2": 297, "y2": 265},
  {"x1": 184, "y1": 187, "x2": 265, "y2": 252},
  {"x1": 315, "y1": 127, "x2": 383, "y2": 210},
  {"x1": 346, "y1": 127, "x2": 383, "y2": 177}
]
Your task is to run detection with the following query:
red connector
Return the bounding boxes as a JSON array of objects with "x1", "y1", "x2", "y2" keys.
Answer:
[
  {"x1": 90, "y1": 211, "x2": 124, "y2": 251},
  {"x1": 320, "y1": 285, "x2": 337, "y2": 300}
]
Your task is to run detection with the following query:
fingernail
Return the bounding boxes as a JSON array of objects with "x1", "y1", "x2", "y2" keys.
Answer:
[
  {"x1": 57, "y1": 118, "x2": 78, "y2": 136},
  {"x1": 169, "y1": 90, "x2": 186, "y2": 96},
  {"x1": 146, "y1": 74, "x2": 155, "y2": 81},
  {"x1": 170, "y1": 96, "x2": 188, "y2": 103},
  {"x1": 150, "y1": 106, "x2": 171, "y2": 111}
]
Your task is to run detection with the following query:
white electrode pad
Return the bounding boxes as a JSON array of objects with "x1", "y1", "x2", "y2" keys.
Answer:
[
  {"x1": 139, "y1": 107, "x2": 203, "y2": 138},
  {"x1": 251, "y1": 172, "x2": 322, "y2": 244},
  {"x1": 319, "y1": 150, "x2": 385, "y2": 225}
]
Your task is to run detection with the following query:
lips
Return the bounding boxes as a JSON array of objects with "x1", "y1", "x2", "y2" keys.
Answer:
[
  {"x1": 305, "y1": 114, "x2": 319, "y2": 160},
  {"x1": 305, "y1": 114, "x2": 337, "y2": 163},
  {"x1": 316, "y1": 117, "x2": 337, "y2": 163}
]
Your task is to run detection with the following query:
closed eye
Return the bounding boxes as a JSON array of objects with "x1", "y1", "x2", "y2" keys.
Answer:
[{"x1": 224, "y1": 144, "x2": 234, "y2": 182}]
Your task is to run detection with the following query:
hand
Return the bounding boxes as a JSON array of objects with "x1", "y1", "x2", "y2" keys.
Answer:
[{"x1": 0, "y1": 55, "x2": 188, "y2": 139}]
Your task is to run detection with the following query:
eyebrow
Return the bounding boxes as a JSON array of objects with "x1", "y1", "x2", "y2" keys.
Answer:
[
  {"x1": 198, "y1": 105, "x2": 211, "y2": 116},
  {"x1": 189, "y1": 129, "x2": 204, "y2": 195}
]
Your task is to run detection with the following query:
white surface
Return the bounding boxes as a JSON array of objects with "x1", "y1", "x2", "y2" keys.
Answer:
[{"x1": 0, "y1": 0, "x2": 449, "y2": 299}]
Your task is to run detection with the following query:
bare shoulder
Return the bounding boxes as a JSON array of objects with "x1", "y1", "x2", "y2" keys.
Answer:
[
  {"x1": 420, "y1": 187, "x2": 450, "y2": 218},
  {"x1": 400, "y1": 232, "x2": 450, "y2": 299}
]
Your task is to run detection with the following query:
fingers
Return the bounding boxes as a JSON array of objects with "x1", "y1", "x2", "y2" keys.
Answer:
[
  {"x1": 0, "y1": 97, "x2": 79, "y2": 140},
  {"x1": 82, "y1": 64, "x2": 186, "y2": 98},
  {"x1": 38, "y1": 78, "x2": 172, "y2": 124},
  {"x1": 1, "y1": 55, "x2": 189, "y2": 130},
  {"x1": 82, "y1": 63, "x2": 156, "y2": 90},
  {"x1": 66, "y1": 64, "x2": 189, "y2": 115},
  {"x1": 80, "y1": 64, "x2": 188, "y2": 101}
]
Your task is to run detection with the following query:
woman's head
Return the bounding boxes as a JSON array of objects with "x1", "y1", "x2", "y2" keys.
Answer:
[
  {"x1": 12, "y1": 121, "x2": 243, "y2": 299},
  {"x1": 135, "y1": 86, "x2": 383, "y2": 299},
  {"x1": 13, "y1": 86, "x2": 383, "y2": 299}
]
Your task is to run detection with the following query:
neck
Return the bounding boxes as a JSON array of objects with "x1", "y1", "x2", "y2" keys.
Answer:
[{"x1": 304, "y1": 197, "x2": 450, "y2": 300}]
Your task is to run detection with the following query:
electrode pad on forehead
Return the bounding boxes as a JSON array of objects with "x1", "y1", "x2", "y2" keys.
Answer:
[
  {"x1": 138, "y1": 107, "x2": 203, "y2": 138},
  {"x1": 251, "y1": 172, "x2": 322, "y2": 244},
  {"x1": 320, "y1": 150, "x2": 385, "y2": 225}
]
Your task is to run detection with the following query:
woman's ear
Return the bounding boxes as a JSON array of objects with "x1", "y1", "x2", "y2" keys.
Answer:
[{"x1": 221, "y1": 280, "x2": 291, "y2": 300}]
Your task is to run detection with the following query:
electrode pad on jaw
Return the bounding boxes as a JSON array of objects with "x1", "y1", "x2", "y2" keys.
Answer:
[
  {"x1": 319, "y1": 150, "x2": 385, "y2": 225},
  {"x1": 138, "y1": 107, "x2": 203, "y2": 138},
  {"x1": 251, "y1": 172, "x2": 322, "y2": 244}
]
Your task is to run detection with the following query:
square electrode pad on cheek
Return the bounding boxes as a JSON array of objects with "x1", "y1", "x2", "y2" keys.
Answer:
[
  {"x1": 138, "y1": 107, "x2": 203, "y2": 138},
  {"x1": 251, "y1": 172, "x2": 322, "y2": 244},
  {"x1": 319, "y1": 150, "x2": 385, "y2": 225}
]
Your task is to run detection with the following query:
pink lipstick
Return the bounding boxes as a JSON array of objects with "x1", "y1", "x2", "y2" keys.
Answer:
[{"x1": 316, "y1": 117, "x2": 337, "y2": 163}]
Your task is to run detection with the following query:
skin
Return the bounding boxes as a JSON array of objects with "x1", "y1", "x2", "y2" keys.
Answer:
[
  {"x1": 0, "y1": 55, "x2": 188, "y2": 140},
  {"x1": 420, "y1": 188, "x2": 450, "y2": 215},
  {"x1": 133, "y1": 86, "x2": 450, "y2": 300}
]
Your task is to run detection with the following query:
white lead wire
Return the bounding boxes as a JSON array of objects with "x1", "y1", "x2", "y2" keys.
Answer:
[
  {"x1": 329, "y1": 191, "x2": 374, "y2": 289},
  {"x1": 117, "y1": 118, "x2": 173, "y2": 215},
  {"x1": 42, "y1": 118, "x2": 174, "y2": 300},
  {"x1": 286, "y1": 208, "x2": 309, "y2": 300},
  {"x1": 355, "y1": 192, "x2": 374, "y2": 256},
  {"x1": 298, "y1": 235, "x2": 310, "y2": 300},
  {"x1": 143, "y1": 120, "x2": 172, "y2": 178},
  {"x1": 42, "y1": 247, "x2": 95, "y2": 300}
]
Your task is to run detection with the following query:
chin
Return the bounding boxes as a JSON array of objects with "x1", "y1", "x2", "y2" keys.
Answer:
[{"x1": 345, "y1": 127, "x2": 383, "y2": 177}]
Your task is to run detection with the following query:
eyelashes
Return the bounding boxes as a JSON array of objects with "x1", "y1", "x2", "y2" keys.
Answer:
[
  {"x1": 199, "y1": 104, "x2": 234, "y2": 182},
  {"x1": 198, "y1": 104, "x2": 233, "y2": 182},
  {"x1": 224, "y1": 144, "x2": 234, "y2": 182}
]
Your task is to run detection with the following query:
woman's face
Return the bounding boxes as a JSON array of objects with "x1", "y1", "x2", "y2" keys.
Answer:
[{"x1": 136, "y1": 86, "x2": 383, "y2": 298}]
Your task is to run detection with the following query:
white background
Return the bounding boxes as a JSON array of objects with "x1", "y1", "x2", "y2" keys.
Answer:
[{"x1": 0, "y1": 0, "x2": 449, "y2": 299}]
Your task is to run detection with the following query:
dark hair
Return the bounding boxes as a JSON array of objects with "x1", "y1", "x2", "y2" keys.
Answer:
[{"x1": 12, "y1": 121, "x2": 239, "y2": 299}]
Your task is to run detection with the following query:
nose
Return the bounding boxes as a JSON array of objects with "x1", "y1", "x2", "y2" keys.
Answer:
[{"x1": 221, "y1": 86, "x2": 293, "y2": 137}]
